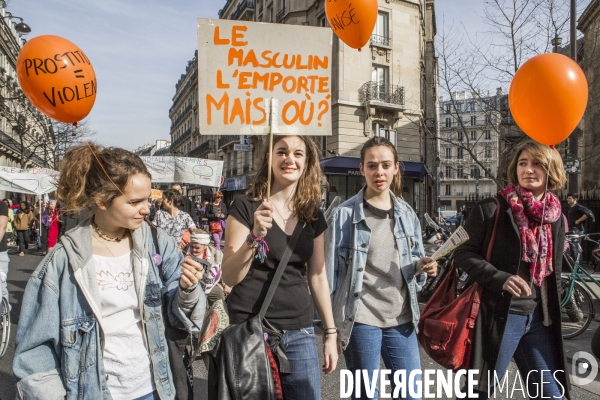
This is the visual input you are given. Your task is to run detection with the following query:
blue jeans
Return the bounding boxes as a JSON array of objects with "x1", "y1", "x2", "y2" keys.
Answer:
[
  {"x1": 281, "y1": 326, "x2": 321, "y2": 400},
  {"x1": 464, "y1": 311, "x2": 564, "y2": 399},
  {"x1": 343, "y1": 322, "x2": 422, "y2": 400}
]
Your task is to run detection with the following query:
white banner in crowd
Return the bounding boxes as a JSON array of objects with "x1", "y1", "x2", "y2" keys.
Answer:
[
  {"x1": 140, "y1": 156, "x2": 223, "y2": 187},
  {"x1": 0, "y1": 167, "x2": 59, "y2": 195}
]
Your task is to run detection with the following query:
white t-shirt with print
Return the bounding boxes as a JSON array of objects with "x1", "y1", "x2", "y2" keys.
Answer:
[{"x1": 94, "y1": 252, "x2": 155, "y2": 400}]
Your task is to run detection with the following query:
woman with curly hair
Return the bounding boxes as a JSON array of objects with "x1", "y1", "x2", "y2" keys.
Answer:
[{"x1": 220, "y1": 135, "x2": 338, "y2": 399}]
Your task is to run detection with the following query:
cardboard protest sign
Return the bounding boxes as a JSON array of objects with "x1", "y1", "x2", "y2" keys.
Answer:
[
  {"x1": 150, "y1": 189, "x2": 163, "y2": 199},
  {"x1": 0, "y1": 167, "x2": 59, "y2": 195},
  {"x1": 141, "y1": 156, "x2": 223, "y2": 187},
  {"x1": 198, "y1": 19, "x2": 332, "y2": 136}
]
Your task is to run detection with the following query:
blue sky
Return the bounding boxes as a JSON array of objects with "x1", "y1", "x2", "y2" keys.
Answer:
[
  {"x1": 8, "y1": 0, "x2": 583, "y2": 150},
  {"x1": 10, "y1": 0, "x2": 221, "y2": 150}
]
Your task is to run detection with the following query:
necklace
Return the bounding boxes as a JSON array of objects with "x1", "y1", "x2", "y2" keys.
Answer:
[
  {"x1": 93, "y1": 221, "x2": 128, "y2": 243},
  {"x1": 270, "y1": 185, "x2": 297, "y2": 225}
]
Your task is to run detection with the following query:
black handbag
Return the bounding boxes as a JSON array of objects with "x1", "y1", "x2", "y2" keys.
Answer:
[{"x1": 208, "y1": 223, "x2": 304, "y2": 400}]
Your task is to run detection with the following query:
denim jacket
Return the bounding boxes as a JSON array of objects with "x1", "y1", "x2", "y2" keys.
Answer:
[
  {"x1": 13, "y1": 218, "x2": 206, "y2": 400},
  {"x1": 324, "y1": 188, "x2": 426, "y2": 350}
]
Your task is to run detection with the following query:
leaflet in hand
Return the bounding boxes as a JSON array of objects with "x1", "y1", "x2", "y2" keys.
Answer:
[{"x1": 429, "y1": 227, "x2": 470, "y2": 261}]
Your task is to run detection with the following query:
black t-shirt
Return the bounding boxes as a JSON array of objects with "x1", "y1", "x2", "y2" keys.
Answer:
[
  {"x1": 0, "y1": 202, "x2": 7, "y2": 252},
  {"x1": 567, "y1": 204, "x2": 594, "y2": 231},
  {"x1": 227, "y1": 195, "x2": 327, "y2": 330}
]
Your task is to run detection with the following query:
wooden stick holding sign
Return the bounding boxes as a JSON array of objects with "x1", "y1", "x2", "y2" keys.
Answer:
[{"x1": 266, "y1": 98, "x2": 277, "y2": 202}]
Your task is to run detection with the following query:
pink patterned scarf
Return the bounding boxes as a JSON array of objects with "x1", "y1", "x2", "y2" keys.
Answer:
[{"x1": 499, "y1": 184, "x2": 561, "y2": 286}]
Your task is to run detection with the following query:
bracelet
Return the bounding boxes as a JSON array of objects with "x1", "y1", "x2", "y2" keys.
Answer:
[
  {"x1": 324, "y1": 327, "x2": 338, "y2": 337},
  {"x1": 249, "y1": 232, "x2": 269, "y2": 264}
]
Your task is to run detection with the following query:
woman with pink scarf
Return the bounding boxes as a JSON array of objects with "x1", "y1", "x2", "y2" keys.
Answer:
[{"x1": 453, "y1": 141, "x2": 569, "y2": 399}]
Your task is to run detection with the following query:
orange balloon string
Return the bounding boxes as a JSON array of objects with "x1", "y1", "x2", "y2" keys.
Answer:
[{"x1": 72, "y1": 124, "x2": 191, "y2": 258}]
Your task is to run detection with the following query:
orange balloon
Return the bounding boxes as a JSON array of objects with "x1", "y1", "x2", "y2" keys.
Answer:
[
  {"x1": 509, "y1": 53, "x2": 588, "y2": 146},
  {"x1": 16, "y1": 35, "x2": 97, "y2": 123},
  {"x1": 325, "y1": 0, "x2": 378, "y2": 50}
]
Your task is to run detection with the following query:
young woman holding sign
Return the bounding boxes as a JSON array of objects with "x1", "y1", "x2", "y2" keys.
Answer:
[{"x1": 221, "y1": 135, "x2": 338, "y2": 400}]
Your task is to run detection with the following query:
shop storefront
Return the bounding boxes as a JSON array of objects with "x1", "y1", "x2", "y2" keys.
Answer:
[
  {"x1": 320, "y1": 156, "x2": 426, "y2": 210},
  {"x1": 223, "y1": 176, "x2": 248, "y2": 204}
]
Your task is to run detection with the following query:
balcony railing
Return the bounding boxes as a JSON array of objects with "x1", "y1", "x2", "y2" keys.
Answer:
[
  {"x1": 0, "y1": 130, "x2": 46, "y2": 166},
  {"x1": 218, "y1": 135, "x2": 238, "y2": 148},
  {"x1": 358, "y1": 82, "x2": 404, "y2": 107},
  {"x1": 276, "y1": 7, "x2": 286, "y2": 22},
  {"x1": 189, "y1": 139, "x2": 215, "y2": 157},
  {"x1": 243, "y1": 164, "x2": 252, "y2": 174},
  {"x1": 231, "y1": 0, "x2": 255, "y2": 20},
  {"x1": 370, "y1": 34, "x2": 391, "y2": 47}
]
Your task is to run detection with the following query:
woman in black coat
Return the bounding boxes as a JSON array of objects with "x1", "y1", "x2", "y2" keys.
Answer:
[{"x1": 454, "y1": 141, "x2": 569, "y2": 399}]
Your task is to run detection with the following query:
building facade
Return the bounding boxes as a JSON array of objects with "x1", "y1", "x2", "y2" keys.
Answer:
[
  {"x1": 438, "y1": 91, "x2": 501, "y2": 210},
  {"x1": 211, "y1": 0, "x2": 439, "y2": 213},
  {"x1": 0, "y1": 5, "x2": 54, "y2": 199},
  {"x1": 578, "y1": 0, "x2": 600, "y2": 193}
]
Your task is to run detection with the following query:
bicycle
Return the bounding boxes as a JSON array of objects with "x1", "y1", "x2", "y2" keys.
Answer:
[
  {"x1": 559, "y1": 233, "x2": 600, "y2": 339},
  {"x1": 0, "y1": 271, "x2": 10, "y2": 357}
]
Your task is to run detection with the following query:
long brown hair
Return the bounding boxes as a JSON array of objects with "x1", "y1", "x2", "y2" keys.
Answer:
[
  {"x1": 360, "y1": 136, "x2": 403, "y2": 198},
  {"x1": 56, "y1": 143, "x2": 151, "y2": 217},
  {"x1": 248, "y1": 135, "x2": 322, "y2": 223},
  {"x1": 507, "y1": 140, "x2": 567, "y2": 191}
]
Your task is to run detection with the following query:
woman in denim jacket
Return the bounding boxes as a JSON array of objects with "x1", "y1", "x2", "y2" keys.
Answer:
[
  {"x1": 325, "y1": 137, "x2": 437, "y2": 400},
  {"x1": 13, "y1": 145, "x2": 206, "y2": 400}
]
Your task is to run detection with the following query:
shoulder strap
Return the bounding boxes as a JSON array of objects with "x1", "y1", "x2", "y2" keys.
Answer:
[
  {"x1": 258, "y1": 222, "x2": 304, "y2": 320},
  {"x1": 486, "y1": 197, "x2": 502, "y2": 262}
]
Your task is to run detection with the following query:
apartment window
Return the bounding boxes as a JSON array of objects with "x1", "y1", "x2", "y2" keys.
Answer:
[
  {"x1": 470, "y1": 116, "x2": 477, "y2": 126},
  {"x1": 457, "y1": 165, "x2": 464, "y2": 179},
  {"x1": 457, "y1": 147, "x2": 464, "y2": 159},
  {"x1": 280, "y1": 0, "x2": 285, "y2": 9},
  {"x1": 372, "y1": 65, "x2": 388, "y2": 101},
  {"x1": 485, "y1": 114, "x2": 492, "y2": 124},
  {"x1": 485, "y1": 146, "x2": 492, "y2": 158},
  {"x1": 469, "y1": 101, "x2": 475, "y2": 111},
  {"x1": 445, "y1": 166, "x2": 452, "y2": 179},
  {"x1": 470, "y1": 166, "x2": 480, "y2": 178},
  {"x1": 373, "y1": 123, "x2": 396, "y2": 147},
  {"x1": 457, "y1": 116, "x2": 463, "y2": 124},
  {"x1": 456, "y1": 102, "x2": 462, "y2": 112},
  {"x1": 445, "y1": 104, "x2": 451, "y2": 114},
  {"x1": 445, "y1": 118, "x2": 451, "y2": 128},
  {"x1": 456, "y1": 185, "x2": 463, "y2": 196},
  {"x1": 268, "y1": 7, "x2": 273, "y2": 22},
  {"x1": 470, "y1": 131, "x2": 476, "y2": 141},
  {"x1": 445, "y1": 147, "x2": 452, "y2": 159},
  {"x1": 319, "y1": 14, "x2": 328, "y2": 27},
  {"x1": 457, "y1": 131, "x2": 463, "y2": 141},
  {"x1": 485, "y1": 130, "x2": 491, "y2": 140},
  {"x1": 445, "y1": 132, "x2": 452, "y2": 141},
  {"x1": 374, "y1": 12, "x2": 389, "y2": 40},
  {"x1": 445, "y1": 184, "x2": 451, "y2": 196}
]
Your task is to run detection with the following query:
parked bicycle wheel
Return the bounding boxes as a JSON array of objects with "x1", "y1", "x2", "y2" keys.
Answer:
[
  {"x1": 560, "y1": 277, "x2": 594, "y2": 339},
  {"x1": 0, "y1": 297, "x2": 10, "y2": 357}
]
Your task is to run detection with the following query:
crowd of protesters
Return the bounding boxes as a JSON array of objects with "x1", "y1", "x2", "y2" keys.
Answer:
[{"x1": 3, "y1": 136, "x2": 596, "y2": 400}]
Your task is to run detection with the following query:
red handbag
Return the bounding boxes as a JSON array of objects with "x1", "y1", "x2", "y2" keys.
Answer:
[
  {"x1": 418, "y1": 197, "x2": 500, "y2": 371},
  {"x1": 209, "y1": 220, "x2": 223, "y2": 233}
]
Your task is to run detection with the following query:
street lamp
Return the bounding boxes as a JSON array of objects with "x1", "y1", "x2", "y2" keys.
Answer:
[{"x1": 3, "y1": 15, "x2": 31, "y2": 34}]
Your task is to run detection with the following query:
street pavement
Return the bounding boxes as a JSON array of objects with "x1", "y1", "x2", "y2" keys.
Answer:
[{"x1": 2, "y1": 248, "x2": 600, "y2": 399}]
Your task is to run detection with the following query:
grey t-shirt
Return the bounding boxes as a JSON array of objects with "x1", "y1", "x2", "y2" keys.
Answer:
[{"x1": 355, "y1": 199, "x2": 412, "y2": 328}]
